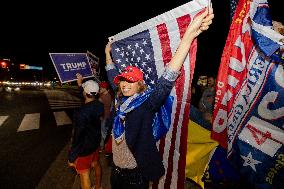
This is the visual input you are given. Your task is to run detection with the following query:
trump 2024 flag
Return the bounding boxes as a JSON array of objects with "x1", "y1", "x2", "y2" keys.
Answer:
[
  {"x1": 49, "y1": 53, "x2": 94, "y2": 83},
  {"x1": 109, "y1": 0, "x2": 210, "y2": 188},
  {"x1": 212, "y1": 0, "x2": 284, "y2": 188}
]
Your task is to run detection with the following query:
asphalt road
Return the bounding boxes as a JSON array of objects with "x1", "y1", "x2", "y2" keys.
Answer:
[
  {"x1": 0, "y1": 87, "x2": 197, "y2": 189},
  {"x1": 0, "y1": 88, "x2": 111, "y2": 189}
]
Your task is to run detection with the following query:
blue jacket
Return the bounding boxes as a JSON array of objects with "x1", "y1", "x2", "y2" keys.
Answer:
[
  {"x1": 68, "y1": 100, "x2": 104, "y2": 162},
  {"x1": 107, "y1": 67, "x2": 175, "y2": 182}
]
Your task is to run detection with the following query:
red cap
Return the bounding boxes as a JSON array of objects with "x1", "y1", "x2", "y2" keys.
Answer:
[
  {"x1": 113, "y1": 66, "x2": 143, "y2": 85},
  {"x1": 99, "y1": 81, "x2": 109, "y2": 89}
]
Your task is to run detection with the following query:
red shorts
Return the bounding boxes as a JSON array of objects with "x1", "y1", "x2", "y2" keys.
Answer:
[{"x1": 74, "y1": 149, "x2": 99, "y2": 174}]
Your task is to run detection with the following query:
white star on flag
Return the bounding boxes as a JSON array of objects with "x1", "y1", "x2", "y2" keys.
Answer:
[
  {"x1": 135, "y1": 43, "x2": 139, "y2": 48},
  {"x1": 145, "y1": 54, "x2": 150, "y2": 60},
  {"x1": 241, "y1": 152, "x2": 262, "y2": 172},
  {"x1": 145, "y1": 74, "x2": 149, "y2": 80},
  {"x1": 108, "y1": 1, "x2": 209, "y2": 187}
]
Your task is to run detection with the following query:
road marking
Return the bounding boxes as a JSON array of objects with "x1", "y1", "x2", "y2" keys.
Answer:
[
  {"x1": 50, "y1": 105, "x2": 81, "y2": 110},
  {"x1": 17, "y1": 113, "x2": 40, "y2": 132},
  {"x1": 53, "y1": 111, "x2": 72, "y2": 126},
  {"x1": 44, "y1": 89, "x2": 82, "y2": 109},
  {"x1": 0, "y1": 116, "x2": 9, "y2": 127},
  {"x1": 48, "y1": 100, "x2": 82, "y2": 103},
  {"x1": 49, "y1": 100, "x2": 82, "y2": 109}
]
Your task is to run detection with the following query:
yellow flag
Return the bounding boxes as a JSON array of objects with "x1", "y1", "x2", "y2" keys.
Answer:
[{"x1": 185, "y1": 120, "x2": 218, "y2": 188}]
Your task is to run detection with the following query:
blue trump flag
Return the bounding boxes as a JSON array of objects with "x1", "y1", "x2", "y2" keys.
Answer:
[
  {"x1": 49, "y1": 53, "x2": 94, "y2": 83},
  {"x1": 250, "y1": 2, "x2": 284, "y2": 64},
  {"x1": 212, "y1": 0, "x2": 284, "y2": 188}
]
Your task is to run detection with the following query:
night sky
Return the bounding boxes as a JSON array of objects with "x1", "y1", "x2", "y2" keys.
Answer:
[{"x1": 0, "y1": 0, "x2": 283, "y2": 81}]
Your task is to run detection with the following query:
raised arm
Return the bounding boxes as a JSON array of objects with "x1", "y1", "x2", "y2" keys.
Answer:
[
  {"x1": 76, "y1": 73, "x2": 83, "y2": 87},
  {"x1": 105, "y1": 41, "x2": 120, "y2": 90},
  {"x1": 168, "y1": 8, "x2": 214, "y2": 72},
  {"x1": 146, "y1": 8, "x2": 214, "y2": 111},
  {"x1": 105, "y1": 41, "x2": 113, "y2": 65}
]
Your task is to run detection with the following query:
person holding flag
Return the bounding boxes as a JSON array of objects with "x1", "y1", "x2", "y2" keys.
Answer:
[{"x1": 104, "y1": 8, "x2": 214, "y2": 189}]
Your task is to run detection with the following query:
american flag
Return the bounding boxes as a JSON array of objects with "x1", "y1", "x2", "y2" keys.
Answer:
[
  {"x1": 111, "y1": 32, "x2": 158, "y2": 89},
  {"x1": 110, "y1": 0, "x2": 210, "y2": 188},
  {"x1": 230, "y1": 0, "x2": 239, "y2": 21}
]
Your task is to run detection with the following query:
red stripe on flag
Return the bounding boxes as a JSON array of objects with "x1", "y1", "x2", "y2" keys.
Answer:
[
  {"x1": 151, "y1": 23, "x2": 173, "y2": 189},
  {"x1": 176, "y1": 14, "x2": 195, "y2": 189},
  {"x1": 164, "y1": 15, "x2": 191, "y2": 189},
  {"x1": 157, "y1": 23, "x2": 173, "y2": 156},
  {"x1": 157, "y1": 23, "x2": 175, "y2": 65}
]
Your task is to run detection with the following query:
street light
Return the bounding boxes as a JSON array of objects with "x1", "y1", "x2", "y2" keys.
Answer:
[{"x1": 1, "y1": 61, "x2": 7, "y2": 68}]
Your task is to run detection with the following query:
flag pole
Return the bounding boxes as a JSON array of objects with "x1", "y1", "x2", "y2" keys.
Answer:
[{"x1": 208, "y1": 0, "x2": 211, "y2": 14}]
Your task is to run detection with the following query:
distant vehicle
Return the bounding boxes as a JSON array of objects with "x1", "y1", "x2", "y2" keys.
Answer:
[
  {"x1": 4, "y1": 85, "x2": 20, "y2": 92},
  {"x1": 0, "y1": 61, "x2": 51, "y2": 92}
]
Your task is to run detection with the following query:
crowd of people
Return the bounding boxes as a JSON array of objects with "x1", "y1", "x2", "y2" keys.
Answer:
[
  {"x1": 66, "y1": 4, "x2": 284, "y2": 189},
  {"x1": 67, "y1": 8, "x2": 214, "y2": 189}
]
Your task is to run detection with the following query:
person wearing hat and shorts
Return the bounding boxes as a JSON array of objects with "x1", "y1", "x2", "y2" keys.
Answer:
[
  {"x1": 104, "y1": 9, "x2": 214, "y2": 189},
  {"x1": 68, "y1": 73, "x2": 103, "y2": 189}
]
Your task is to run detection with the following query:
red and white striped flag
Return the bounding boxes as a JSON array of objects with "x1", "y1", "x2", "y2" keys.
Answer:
[{"x1": 109, "y1": 0, "x2": 210, "y2": 188}]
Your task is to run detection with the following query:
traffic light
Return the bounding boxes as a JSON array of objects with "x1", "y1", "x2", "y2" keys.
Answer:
[
  {"x1": 1, "y1": 61, "x2": 7, "y2": 68},
  {"x1": 20, "y1": 64, "x2": 26, "y2": 69}
]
